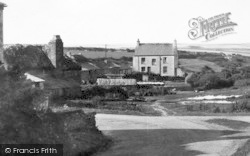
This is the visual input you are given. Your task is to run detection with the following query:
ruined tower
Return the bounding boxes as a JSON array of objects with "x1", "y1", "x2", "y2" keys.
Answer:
[
  {"x1": 47, "y1": 35, "x2": 64, "y2": 68},
  {"x1": 0, "y1": 2, "x2": 6, "y2": 63}
]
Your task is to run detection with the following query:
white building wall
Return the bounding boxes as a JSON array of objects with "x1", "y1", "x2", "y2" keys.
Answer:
[
  {"x1": 132, "y1": 56, "x2": 139, "y2": 71},
  {"x1": 133, "y1": 55, "x2": 177, "y2": 76},
  {"x1": 160, "y1": 56, "x2": 175, "y2": 76},
  {"x1": 138, "y1": 56, "x2": 160, "y2": 74}
]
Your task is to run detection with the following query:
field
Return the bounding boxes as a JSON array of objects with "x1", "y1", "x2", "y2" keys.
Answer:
[
  {"x1": 156, "y1": 86, "x2": 250, "y2": 116},
  {"x1": 178, "y1": 43, "x2": 250, "y2": 56},
  {"x1": 65, "y1": 49, "x2": 134, "y2": 59},
  {"x1": 179, "y1": 58, "x2": 223, "y2": 72}
]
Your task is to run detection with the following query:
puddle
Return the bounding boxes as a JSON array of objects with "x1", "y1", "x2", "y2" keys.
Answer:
[
  {"x1": 188, "y1": 95, "x2": 242, "y2": 100},
  {"x1": 180, "y1": 100, "x2": 233, "y2": 105},
  {"x1": 180, "y1": 95, "x2": 242, "y2": 105}
]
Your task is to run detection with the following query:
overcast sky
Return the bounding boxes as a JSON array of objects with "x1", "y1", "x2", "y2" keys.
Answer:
[{"x1": 2, "y1": 0, "x2": 250, "y2": 47}]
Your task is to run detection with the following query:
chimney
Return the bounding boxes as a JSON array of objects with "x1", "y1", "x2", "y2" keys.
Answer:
[
  {"x1": 137, "y1": 39, "x2": 140, "y2": 46},
  {"x1": 173, "y1": 39, "x2": 177, "y2": 50},
  {"x1": 173, "y1": 39, "x2": 178, "y2": 54},
  {"x1": 47, "y1": 35, "x2": 64, "y2": 68}
]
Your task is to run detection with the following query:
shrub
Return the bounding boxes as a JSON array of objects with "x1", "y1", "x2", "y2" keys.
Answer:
[
  {"x1": 187, "y1": 72, "x2": 233, "y2": 90},
  {"x1": 0, "y1": 71, "x2": 69, "y2": 146},
  {"x1": 82, "y1": 86, "x2": 107, "y2": 99},
  {"x1": 213, "y1": 107, "x2": 221, "y2": 113},
  {"x1": 82, "y1": 86, "x2": 129, "y2": 101},
  {"x1": 186, "y1": 105, "x2": 194, "y2": 111},
  {"x1": 0, "y1": 71, "x2": 110, "y2": 155},
  {"x1": 187, "y1": 65, "x2": 234, "y2": 90},
  {"x1": 234, "y1": 79, "x2": 250, "y2": 87},
  {"x1": 231, "y1": 100, "x2": 249, "y2": 112},
  {"x1": 92, "y1": 96, "x2": 104, "y2": 107},
  {"x1": 107, "y1": 86, "x2": 128, "y2": 100}
]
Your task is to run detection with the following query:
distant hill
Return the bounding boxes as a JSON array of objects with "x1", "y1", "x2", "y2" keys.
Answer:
[
  {"x1": 178, "y1": 50, "x2": 250, "y2": 72},
  {"x1": 178, "y1": 43, "x2": 250, "y2": 56}
]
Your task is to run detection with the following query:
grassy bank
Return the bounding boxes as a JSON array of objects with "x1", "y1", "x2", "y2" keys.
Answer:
[
  {"x1": 205, "y1": 119, "x2": 250, "y2": 156},
  {"x1": 62, "y1": 99, "x2": 161, "y2": 116},
  {"x1": 56, "y1": 110, "x2": 112, "y2": 155},
  {"x1": 0, "y1": 69, "x2": 111, "y2": 156},
  {"x1": 232, "y1": 140, "x2": 250, "y2": 156}
]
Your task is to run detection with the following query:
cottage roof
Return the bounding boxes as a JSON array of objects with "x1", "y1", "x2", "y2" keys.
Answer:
[
  {"x1": 25, "y1": 73, "x2": 45, "y2": 82},
  {"x1": 135, "y1": 43, "x2": 174, "y2": 56},
  {"x1": 62, "y1": 56, "x2": 81, "y2": 71},
  {"x1": 26, "y1": 70, "x2": 80, "y2": 89},
  {"x1": 44, "y1": 78, "x2": 80, "y2": 89},
  {"x1": 81, "y1": 62, "x2": 100, "y2": 71}
]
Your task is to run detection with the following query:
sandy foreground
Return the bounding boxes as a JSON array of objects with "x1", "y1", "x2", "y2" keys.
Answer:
[{"x1": 95, "y1": 114, "x2": 250, "y2": 156}]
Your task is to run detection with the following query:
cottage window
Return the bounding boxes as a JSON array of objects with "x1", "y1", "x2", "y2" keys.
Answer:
[
  {"x1": 141, "y1": 58, "x2": 145, "y2": 64},
  {"x1": 163, "y1": 66, "x2": 167, "y2": 73},
  {"x1": 163, "y1": 57, "x2": 167, "y2": 64},
  {"x1": 141, "y1": 67, "x2": 146, "y2": 72},
  {"x1": 152, "y1": 59, "x2": 156, "y2": 65}
]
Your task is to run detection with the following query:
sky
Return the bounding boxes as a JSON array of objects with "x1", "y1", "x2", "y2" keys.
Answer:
[{"x1": 2, "y1": 0, "x2": 250, "y2": 47}]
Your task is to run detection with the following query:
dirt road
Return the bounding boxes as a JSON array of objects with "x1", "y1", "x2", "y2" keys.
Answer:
[{"x1": 95, "y1": 114, "x2": 250, "y2": 156}]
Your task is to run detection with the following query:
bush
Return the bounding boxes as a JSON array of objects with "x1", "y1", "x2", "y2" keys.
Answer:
[
  {"x1": 213, "y1": 107, "x2": 221, "y2": 113},
  {"x1": 107, "y1": 86, "x2": 128, "y2": 100},
  {"x1": 82, "y1": 86, "x2": 129, "y2": 101},
  {"x1": 0, "y1": 71, "x2": 111, "y2": 155},
  {"x1": 0, "y1": 71, "x2": 70, "y2": 146},
  {"x1": 186, "y1": 105, "x2": 194, "y2": 111},
  {"x1": 82, "y1": 86, "x2": 107, "y2": 99},
  {"x1": 232, "y1": 99, "x2": 250, "y2": 112},
  {"x1": 187, "y1": 66, "x2": 234, "y2": 90},
  {"x1": 187, "y1": 72, "x2": 233, "y2": 90},
  {"x1": 92, "y1": 96, "x2": 104, "y2": 107},
  {"x1": 234, "y1": 79, "x2": 250, "y2": 87}
]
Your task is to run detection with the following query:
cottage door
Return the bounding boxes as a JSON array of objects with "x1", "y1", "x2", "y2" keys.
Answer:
[{"x1": 147, "y1": 67, "x2": 151, "y2": 73}]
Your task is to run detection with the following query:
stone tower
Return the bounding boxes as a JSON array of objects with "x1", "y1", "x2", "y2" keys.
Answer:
[
  {"x1": 47, "y1": 35, "x2": 64, "y2": 68},
  {"x1": 0, "y1": 2, "x2": 6, "y2": 63}
]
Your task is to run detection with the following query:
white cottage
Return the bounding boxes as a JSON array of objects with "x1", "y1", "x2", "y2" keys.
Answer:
[{"x1": 133, "y1": 39, "x2": 180, "y2": 77}]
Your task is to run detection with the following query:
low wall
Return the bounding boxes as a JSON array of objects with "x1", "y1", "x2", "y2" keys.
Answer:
[{"x1": 97, "y1": 78, "x2": 137, "y2": 86}]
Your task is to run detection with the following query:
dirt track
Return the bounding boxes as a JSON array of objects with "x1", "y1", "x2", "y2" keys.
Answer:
[{"x1": 95, "y1": 114, "x2": 250, "y2": 156}]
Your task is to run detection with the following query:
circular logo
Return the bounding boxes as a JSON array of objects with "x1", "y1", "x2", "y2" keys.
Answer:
[{"x1": 5, "y1": 148, "x2": 11, "y2": 153}]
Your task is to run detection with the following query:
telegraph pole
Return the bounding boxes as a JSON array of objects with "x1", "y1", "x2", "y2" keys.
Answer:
[{"x1": 105, "y1": 44, "x2": 107, "y2": 59}]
